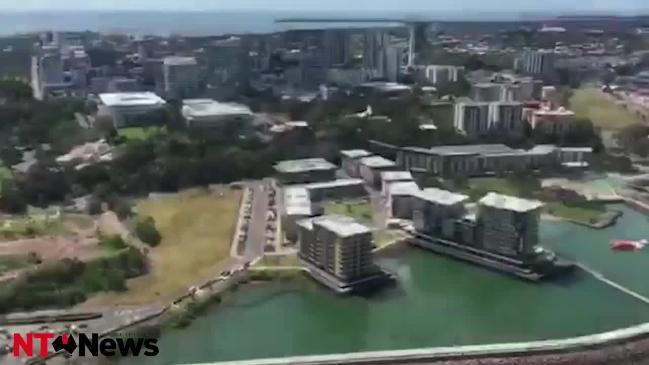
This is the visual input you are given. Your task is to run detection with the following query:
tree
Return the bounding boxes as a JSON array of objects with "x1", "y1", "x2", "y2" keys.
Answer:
[
  {"x1": 0, "y1": 79, "x2": 32, "y2": 101},
  {"x1": 135, "y1": 216, "x2": 162, "y2": 247},
  {"x1": 0, "y1": 181, "x2": 27, "y2": 213}
]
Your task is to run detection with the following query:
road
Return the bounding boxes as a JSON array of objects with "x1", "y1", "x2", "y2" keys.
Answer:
[
  {"x1": 30, "y1": 56, "x2": 42, "y2": 100},
  {"x1": 241, "y1": 180, "x2": 271, "y2": 260}
]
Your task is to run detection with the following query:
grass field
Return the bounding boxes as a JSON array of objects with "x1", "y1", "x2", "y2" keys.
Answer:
[
  {"x1": 0, "y1": 255, "x2": 32, "y2": 274},
  {"x1": 324, "y1": 200, "x2": 372, "y2": 223},
  {"x1": 92, "y1": 188, "x2": 241, "y2": 305},
  {"x1": 545, "y1": 202, "x2": 606, "y2": 225},
  {"x1": 569, "y1": 87, "x2": 639, "y2": 130},
  {"x1": 118, "y1": 126, "x2": 167, "y2": 141}
]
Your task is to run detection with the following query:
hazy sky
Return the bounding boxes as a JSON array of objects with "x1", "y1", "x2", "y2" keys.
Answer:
[{"x1": 5, "y1": 0, "x2": 649, "y2": 12}]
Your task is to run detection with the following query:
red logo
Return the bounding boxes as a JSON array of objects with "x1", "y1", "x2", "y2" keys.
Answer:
[{"x1": 12, "y1": 332, "x2": 72, "y2": 357}]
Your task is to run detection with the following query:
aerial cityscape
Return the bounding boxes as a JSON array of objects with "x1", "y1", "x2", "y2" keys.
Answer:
[{"x1": 4, "y1": 1, "x2": 649, "y2": 364}]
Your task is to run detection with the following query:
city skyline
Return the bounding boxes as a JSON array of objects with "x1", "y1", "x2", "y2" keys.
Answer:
[{"x1": 5, "y1": 0, "x2": 649, "y2": 13}]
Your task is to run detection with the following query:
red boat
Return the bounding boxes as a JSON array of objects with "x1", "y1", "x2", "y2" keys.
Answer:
[{"x1": 610, "y1": 239, "x2": 647, "y2": 251}]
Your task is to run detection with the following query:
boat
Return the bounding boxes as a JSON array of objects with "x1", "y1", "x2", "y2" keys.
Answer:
[{"x1": 610, "y1": 239, "x2": 648, "y2": 251}]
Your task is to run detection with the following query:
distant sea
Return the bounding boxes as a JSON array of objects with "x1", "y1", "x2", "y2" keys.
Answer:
[{"x1": 0, "y1": 10, "x2": 630, "y2": 37}]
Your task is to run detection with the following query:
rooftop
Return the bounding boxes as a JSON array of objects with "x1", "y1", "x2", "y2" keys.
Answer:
[
  {"x1": 416, "y1": 188, "x2": 468, "y2": 206},
  {"x1": 340, "y1": 149, "x2": 373, "y2": 159},
  {"x1": 283, "y1": 186, "x2": 312, "y2": 216},
  {"x1": 479, "y1": 192, "x2": 544, "y2": 213},
  {"x1": 301, "y1": 178, "x2": 364, "y2": 190},
  {"x1": 427, "y1": 144, "x2": 515, "y2": 156},
  {"x1": 163, "y1": 56, "x2": 198, "y2": 66},
  {"x1": 274, "y1": 158, "x2": 337, "y2": 174},
  {"x1": 314, "y1": 215, "x2": 372, "y2": 237},
  {"x1": 359, "y1": 156, "x2": 396, "y2": 169},
  {"x1": 380, "y1": 171, "x2": 413, "y2": 182},
  {"x1": 388, "y1": 181, "x2": 420, "y2": 196},
  {"x1": 182, "y1": 99, "x2": 253, "y2": 119},
  {"x1": 98, "y1": 92, "x2": 166, "y2": 107}
]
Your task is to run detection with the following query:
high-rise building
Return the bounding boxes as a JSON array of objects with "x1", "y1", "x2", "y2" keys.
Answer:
[
  {"x1": 39, "y1": 52, "x2": 64, "y2": 85},
  {"x1": 384, "y1": 44, "x2": 406, "y2": 82},
  {"x1": 412, "y1": 188, "x2": 469, "y2": 235},
  {"x1": 414, "y1": 65, "x2": 464, "y2": 85},
  {"x1": 454, "y1": 101, "x2": 490, "y2": 138},
  {"x1": 163, "y1": 56, "x2": 200, "y2": 99},
  {"x1": 323, "y1": 29, "x2": 352, "y2": 67},
  {"x1": 477, "y1": 193, "x2": 543, "y2": 257},
  {"x1": 530, "y1": 106, "x2": 576, "y2": 136},
  {"x1": 518, "y1": 50, "x2": 556, "y2": 77},
  {"x1": 363, "y1": 30, "x2": 390, "y2": 78},
  {"x1": 297, "y1": 215, "x2": 375, "y2": 283}
]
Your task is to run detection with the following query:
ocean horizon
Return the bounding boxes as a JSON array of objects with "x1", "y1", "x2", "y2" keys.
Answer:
[{"x1": 2, "y1": 10, "x2": 648, "y2": 37}]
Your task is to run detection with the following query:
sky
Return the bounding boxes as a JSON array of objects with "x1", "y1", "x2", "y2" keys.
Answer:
[{"x1": 4, "y1": 0, "x2": 649, "y2": 13}]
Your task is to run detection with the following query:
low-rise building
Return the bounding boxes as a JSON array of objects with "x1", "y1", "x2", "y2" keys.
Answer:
[
  {"x1": 477, "y1": 193, "x2": 544, "y2": 257},
  {"x1": 98, "y1": 92, "x2": 166, "y2": 128},
  {"x1": 358, "y1": 156, "x2": 397, "y2": 188},
  {"x1": 274, "y1": 158, "x2": 337, "y2": 185},
  {"x1": 380, "y1": 170, "x2": 414, "y2": 196},
  {"x1": 387, "y1": 181, "x2": 420, "y2": 219},
  {"x1": 396, "y1": 143, "x2": 587, "y2": 177},
  {"x1": 340, "y1": 149, "x2": 373, "y2": 178},
  {"x1": 282, "y1": 186, "x2": 318, "y2": 242},
  {"x1": 530, "y1": 107, "x2": 576, "y2": 136},
  {"x1": 181, "y1": 99, "x2": 254, "y2": 130},
  {"x1": 301, "y1": 179, "x2": 366, "y2": 202}
]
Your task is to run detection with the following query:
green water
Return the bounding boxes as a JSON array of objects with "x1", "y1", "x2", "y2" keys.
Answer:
[{"x1": 124, "y1": 204, "x2": 649, "y2": 365}]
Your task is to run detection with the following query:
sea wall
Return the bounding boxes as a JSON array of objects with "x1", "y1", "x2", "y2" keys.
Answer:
[{"x1": 202, "y1": 322, "x2": 649, "y2": 365}]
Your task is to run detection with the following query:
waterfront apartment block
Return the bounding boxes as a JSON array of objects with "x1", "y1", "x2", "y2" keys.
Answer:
[
  {"x1": 396, "y1": 144, "x2": 592, "y2": 177},
  {"x1": 297, "y1": 215, "x2": 376, "y2": 283},
  {"x1": 477, "y1": 192, "x2": 544, "y2": 257},
  {"x1": 380, "y1": 170, "x2": 414, "y2": 196},
  {"x1": 412, "y1": 188, "x2": 469, "y2": 235},
  {"x1": 387, "y1": 181, "x2": 420, "y2": 219},
  {"x1": 274, "y1": 158, "x2": 337, "y2": 185}
]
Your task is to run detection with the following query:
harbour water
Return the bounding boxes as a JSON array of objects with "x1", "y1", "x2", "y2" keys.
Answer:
[{"x1": 122, "y1": 204, "x2": 649, "y2": 365}]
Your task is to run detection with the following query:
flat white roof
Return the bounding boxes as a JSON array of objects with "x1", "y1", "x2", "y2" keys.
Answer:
[
  {"x1": 314, "y1": 215, "x2": 372, "y2": 237},
  {"x1": 301, "y1": 178, "x2": 364, "y2": 190},
  {"x1": 359, "y1": 156, "x2": 396, "y2": 169},
  {"x1": 388, "y1": 181, "x2": 420, "y2": 196},
  {"x1": 182, "y1": 99, "x2": 253, "y2": 118},
  {"x1": 283, "y1": 186, "x2": 312, "y2": 216},
  {"x1": 99, "y1": 92, "x2": 166, "y2": 107},
  {"x1": 380, "y1": 171, "x2": 413, "y2": 182},
  {"x1": 341, "y1": 149, "x2": 373, "y2": 159},
  {"x1": 479, "y1": 192, "x2": 544, "y2": 213},
  {"x1": 163, "y1": 56, "x2": 197, "y2": 66},
  {"x1": 416, "y1": 188, "x2": 468, "y2": 206},
  {"x1": 274, "y1": 158, "x2": 336, "y2": 174}
]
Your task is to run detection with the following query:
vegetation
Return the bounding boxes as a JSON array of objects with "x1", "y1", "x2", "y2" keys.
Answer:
[
  {"x1": 99, "y1": 234, "x2": 128, "y2": 251},
  {"x1": 324, "y1": 200, "x2": 372, "y2": 222},
  {"x1": 545, "y1": 201, "x2": 606, "y2": 225},
  {"x1": 616, "y1": 123, "x2": 649, "y2": 157},
  {"x1": 134, "y1": 216, "x2": 162, "y2": 247},
  {"x1": 0, "y1": 209, "x2": 66, "y2": 239},
  {"x1": 118, "y1": 126, "x2": 167, "y2": 141},
  {"x1": 92, "y1": 188, "x2": 240, "y2": 305},
  {"x1": 0, "y1": 248, "x2": 146, "y2": 313},
  {"x1": 0, "y1": 255, "x2": 34, "y2": 274},
  {"x1": 569, "y1": 87, "x2": 639, "y2": 130}
]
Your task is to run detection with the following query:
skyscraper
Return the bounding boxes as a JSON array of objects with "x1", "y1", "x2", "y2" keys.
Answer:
[{"x1": 163, "y1": 56, "x2": 200, "y2": 99}]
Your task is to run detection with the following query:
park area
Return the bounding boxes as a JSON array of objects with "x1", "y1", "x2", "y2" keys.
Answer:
[
  {"x1": 87, "y1": 187, "x2": 242, "y2": 306},
  {"x1": 569, "y1": 87, "x2": 639, "y2": 130}
]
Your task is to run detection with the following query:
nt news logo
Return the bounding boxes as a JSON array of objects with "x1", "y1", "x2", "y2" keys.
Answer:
[{"x1": 12, "y1": 332, "x2": 159, "y2": 357}]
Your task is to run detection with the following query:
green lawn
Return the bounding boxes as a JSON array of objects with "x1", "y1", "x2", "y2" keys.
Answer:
[
  {"x1": 118, "y1": 126, "x2": 167, "y2": 141},
  {"x1": 0, "y1": 255, "x2": 32, "y2": 274},
  {"x1": 324, "y1": 200, "x2": 373, "y2": 223},
  {"x1": 569, "y1": 87, "x2": 639, "y2": 130},
  {"x1": 92, "y1": 187, "x2": 241, "y2": 305},
  {"x1": 545, "y1": 202, "x2": 608, "y2": 225}
]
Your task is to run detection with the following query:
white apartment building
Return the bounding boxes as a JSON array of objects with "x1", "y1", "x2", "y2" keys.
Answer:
[
  {"x1": 477, "y1": 193, "x2": 544, "y2": 257},
  {"x1": 297, "y1": 215, "x2": 375, "y2": 282},
  {"x1": 455, "y1": 101, "x2": 524, "y2": 138}
]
